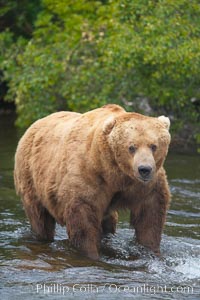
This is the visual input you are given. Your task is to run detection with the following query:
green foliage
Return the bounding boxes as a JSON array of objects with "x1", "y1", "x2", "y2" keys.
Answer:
[
  {"x1": 0, "y1": 0, "x2": 200, "y2": 139},
  {"x1": 0, "y1": 0, "x2": 41, "y2": 38},
  {"x1": 0, "y1": 0, "x2": 42, "y2": 116},
  {"x1": 195, "y1": 133, "x2": 200, "y2": 153}
]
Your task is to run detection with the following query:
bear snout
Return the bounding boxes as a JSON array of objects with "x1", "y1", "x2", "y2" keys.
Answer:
[{"x1": 138, "y1": 165, "x2": 152, "y2": 181}]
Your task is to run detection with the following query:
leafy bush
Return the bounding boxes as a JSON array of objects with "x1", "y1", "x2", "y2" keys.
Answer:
[{"x1": 0, "y1": 0, "x2": 200, "y2": 138}]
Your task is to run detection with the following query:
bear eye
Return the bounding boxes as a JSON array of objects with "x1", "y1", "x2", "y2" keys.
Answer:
[
  {"x1": 150, "y1": 144, "x2": 157, "y2": 152},
  {"x1": 129, "y1": 145, "x2": 136, "y2": 153}
]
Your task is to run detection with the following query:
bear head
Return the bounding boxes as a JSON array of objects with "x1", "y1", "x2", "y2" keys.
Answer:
[{"x1": 103, "y1": 113, "x2": 171, "y2": 183}]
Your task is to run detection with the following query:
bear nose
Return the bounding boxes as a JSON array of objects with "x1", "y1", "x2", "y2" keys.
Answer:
[{"x1": 138, "y1": 165, "x2": 152, "y2": 179}]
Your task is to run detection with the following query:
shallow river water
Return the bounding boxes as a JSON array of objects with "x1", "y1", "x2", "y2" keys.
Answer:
[{"x1": 0, "y1": 114, "x2": 200, "y2": 299}]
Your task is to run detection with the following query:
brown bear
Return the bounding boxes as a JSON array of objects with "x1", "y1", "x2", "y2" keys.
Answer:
[{"x1": 14, "y1": 104, "x2": 171, "y2": 260}]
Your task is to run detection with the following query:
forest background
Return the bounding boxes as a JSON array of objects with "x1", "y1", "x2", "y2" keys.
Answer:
[{"x1": 0, "y1": 0, "x2": 200, "y2": 151}]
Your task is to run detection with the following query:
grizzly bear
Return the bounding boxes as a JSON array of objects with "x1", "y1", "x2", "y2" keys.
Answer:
[{"x1": 14, "y1": 104, "x2": 171, "y2": 260}]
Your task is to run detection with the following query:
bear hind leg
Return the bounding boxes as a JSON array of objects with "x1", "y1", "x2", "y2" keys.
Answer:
[
  {"x1": 102, "y1": 210, "x2": 118, "y2": 235},
  {"x1": 23, "y1": 196, "x2": 56, "y2": 241}
]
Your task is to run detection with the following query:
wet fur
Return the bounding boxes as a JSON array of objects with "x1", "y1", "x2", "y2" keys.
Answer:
[{"x1": 14, "y1": 104, "x2": 171, "y2": 259}]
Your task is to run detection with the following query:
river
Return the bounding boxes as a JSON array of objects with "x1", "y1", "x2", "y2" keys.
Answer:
[{"x1": 0, "y1": 114, "x2": 200, "y2": 299}]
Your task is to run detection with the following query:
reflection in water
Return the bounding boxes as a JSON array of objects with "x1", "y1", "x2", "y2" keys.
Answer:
[{"x1": 0, "y1": 114, "x2": 200, "y2": 299}]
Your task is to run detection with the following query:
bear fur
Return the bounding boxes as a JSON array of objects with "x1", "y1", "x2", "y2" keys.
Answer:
[{"x1": 14, "y1": 104, "x2": 171, "y2": 259}]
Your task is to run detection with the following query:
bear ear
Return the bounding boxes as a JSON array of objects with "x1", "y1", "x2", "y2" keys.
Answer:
[
  {"x1": 103, "y1": 116, "x2": 116, "y2": 134},
  {"x1": 158, "y1": 116, "x2": 170, "y2": 130}
]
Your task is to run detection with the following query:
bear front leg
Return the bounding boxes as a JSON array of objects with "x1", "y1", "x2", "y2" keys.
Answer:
[
  {"x1": 65, "y1": 199, "x2": 102, "y2": 260},
  {"x1": 130, "y1": 185, "x2": 170, "y2": 255}
]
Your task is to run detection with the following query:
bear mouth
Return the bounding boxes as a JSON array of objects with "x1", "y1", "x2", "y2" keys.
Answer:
[{"x1": 138, "y1": 176, "x2": 152, "y2": 183}]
